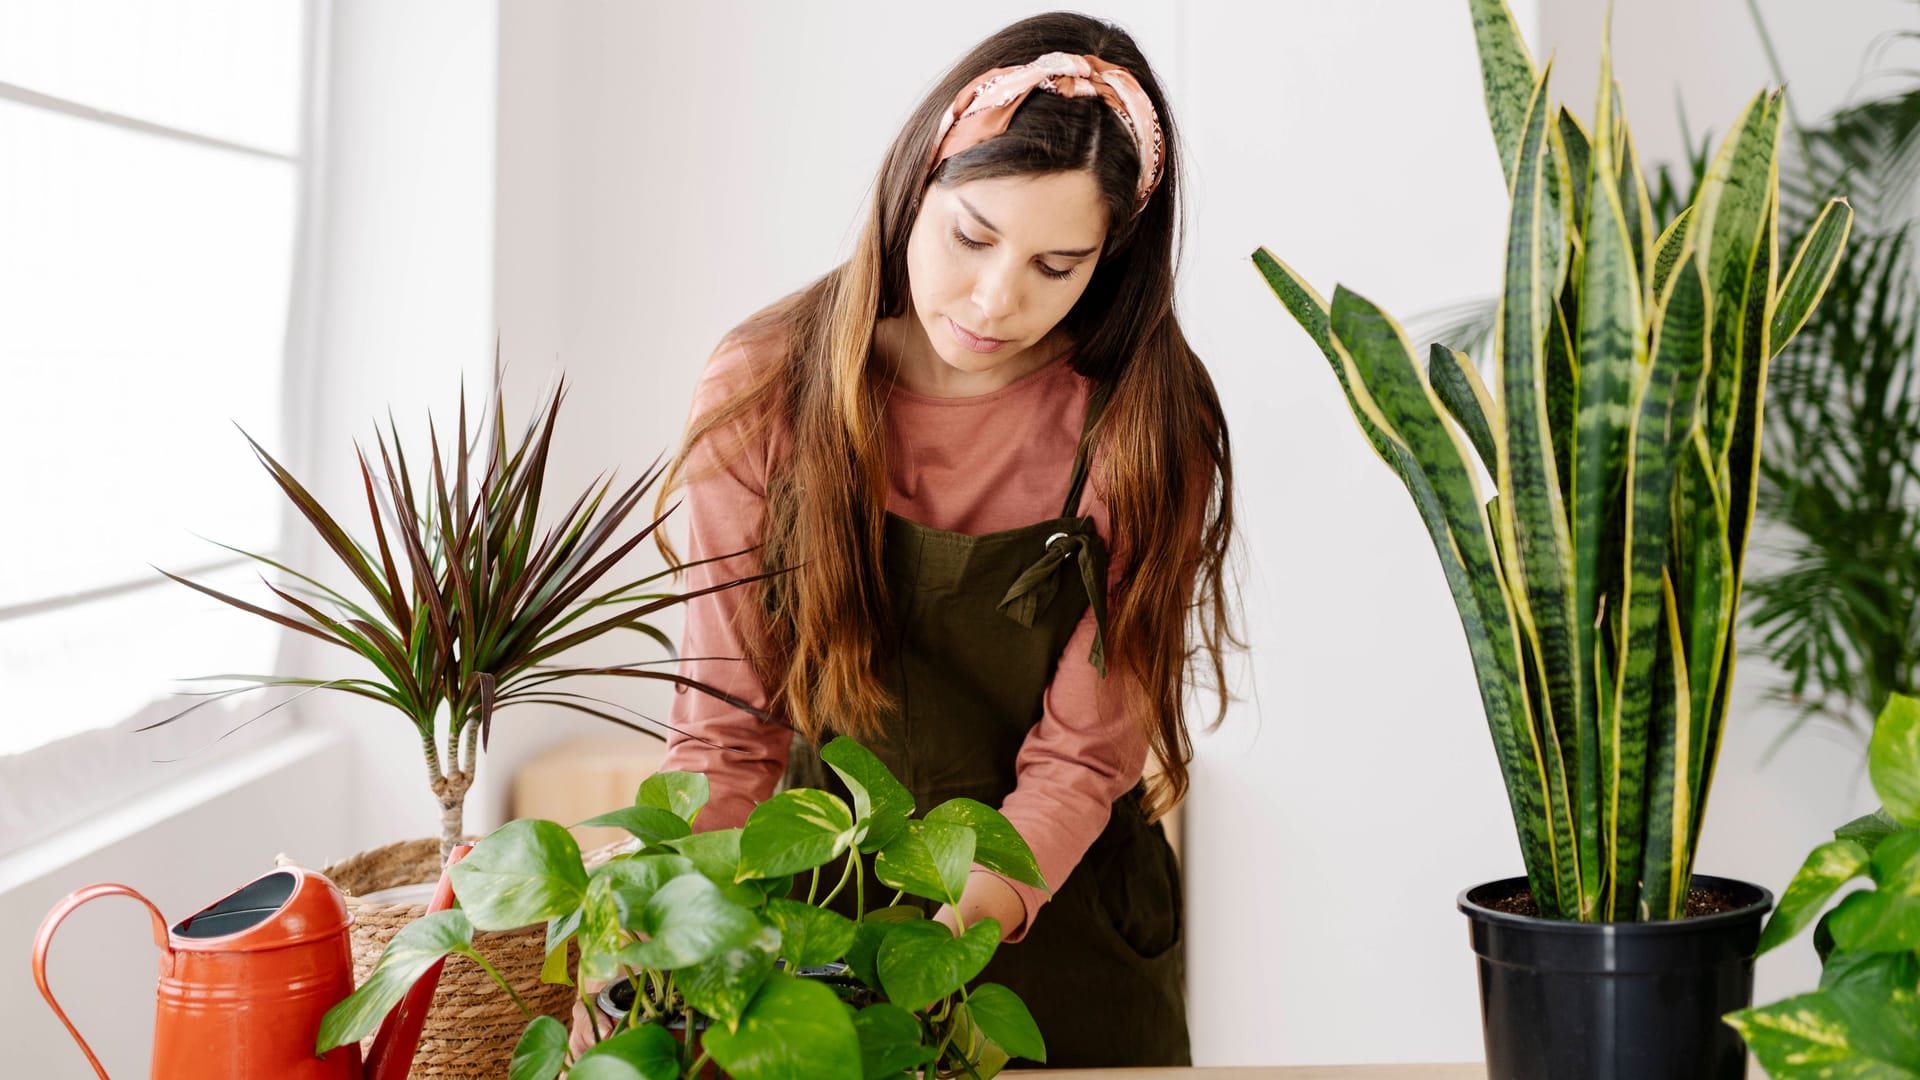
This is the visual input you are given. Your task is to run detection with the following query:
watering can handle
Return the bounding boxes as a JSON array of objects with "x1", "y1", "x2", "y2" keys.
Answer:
[{"x1": 32, "y1": 883, "x2": 173, "y2": 1080}]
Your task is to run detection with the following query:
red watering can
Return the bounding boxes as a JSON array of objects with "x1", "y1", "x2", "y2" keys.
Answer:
[{"x1": 32, "y1": 848, "x2": 469, "y2": 1079}]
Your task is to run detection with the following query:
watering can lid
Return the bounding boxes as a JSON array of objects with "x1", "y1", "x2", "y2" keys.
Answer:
[{"x1": 168, "y1": 867, "x2": 352, "y2": 953}]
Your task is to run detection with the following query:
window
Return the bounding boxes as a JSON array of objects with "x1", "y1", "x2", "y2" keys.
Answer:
[{"x1": 0, "y1": 1, "x2": 312, "y2": 850}]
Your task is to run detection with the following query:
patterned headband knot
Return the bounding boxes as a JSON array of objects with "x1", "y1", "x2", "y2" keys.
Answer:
[{"x1": 927, "y1": 51, "x2": 1165, "y2": 214}]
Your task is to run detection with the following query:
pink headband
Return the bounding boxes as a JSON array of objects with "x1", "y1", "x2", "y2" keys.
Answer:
[{"x1": 927, "y1": 51, "x2": 1165, "y2": 213}]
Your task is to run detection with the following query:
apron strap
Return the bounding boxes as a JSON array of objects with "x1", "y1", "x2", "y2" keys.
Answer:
[{"x1": 995, "y1": 531, "x2": 1109, "y2": 676}]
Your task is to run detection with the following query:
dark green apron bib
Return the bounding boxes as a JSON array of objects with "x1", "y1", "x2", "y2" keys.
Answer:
[{"x1": 780, "y1": 385, "x2": 1191, "y2": 1068}]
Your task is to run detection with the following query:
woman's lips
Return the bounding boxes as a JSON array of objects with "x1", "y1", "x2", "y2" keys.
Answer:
[{"x1": 948, "y1": 317, "x2": 1008, "y2": 354}]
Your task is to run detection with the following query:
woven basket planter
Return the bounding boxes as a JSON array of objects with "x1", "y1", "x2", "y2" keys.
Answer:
[{"x1": 315, "y1": 837, "x2": 577, "y2": 1079}]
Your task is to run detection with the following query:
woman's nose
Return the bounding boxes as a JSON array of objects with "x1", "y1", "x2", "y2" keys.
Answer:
[{"x1": 971, "y1": 261, "x2": 1020, "y2": 322}]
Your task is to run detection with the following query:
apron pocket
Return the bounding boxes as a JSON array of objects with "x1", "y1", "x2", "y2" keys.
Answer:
[{"x1": 1088, "y1": 802, "x2": 1183, "y2": 962}]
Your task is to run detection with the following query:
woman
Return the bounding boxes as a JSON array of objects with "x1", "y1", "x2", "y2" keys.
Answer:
[{"x1": 588, "y1": 11, "x2": 1236, "y2": 1067}]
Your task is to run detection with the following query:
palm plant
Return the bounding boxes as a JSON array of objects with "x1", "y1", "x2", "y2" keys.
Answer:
[
  {"x1": 157, "y1": 372, "x2": 766, "y2": 859},
  {"x1": 1255, "y1": 0, "x2": 1852, "y2": 920},
  {"x1": 1738, "y1": 10, "x2": 1920, "y2": 747}
]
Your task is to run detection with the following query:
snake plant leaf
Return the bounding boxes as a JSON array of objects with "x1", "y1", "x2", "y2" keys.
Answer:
[
  {"x1": 1650, "y1": 206, "x2": 1695, "y2": 303},
  {"x1": 1769, "y1": 197, "x2": 1854, "y2": 358},
  {"x1": 1673, "y1": 426, "x2": 1733, "y2": 858},
  {"x1": 1427, "y1": 345, "x2": 1499, "y2": 472},
  {"x1": 1872, "y1": 694, "x2": 1920, "y2": 827},
  {"x1": 1609, "y1": 255, "x2": 1708, "y2": 917},
  {"x1": 1470, "y1": 0, "x2": 1539, "y2": 186},
  {"x1": 1328, "y1": 283, "x2": 1570, "y2": 914},
  {"x1": 1558, "y1": 108, "x2": 1593, "y2": 231},
  {"x1": 1696, "y1": 89, "x2": 1783, "y2": 463},
  {"x1": 1492, "y1": 63, "x2": 1586, "y2": 915},
  {"x1": 1614, "y1": 85, "x2": 1658, "y2": 284},
  {"x1": 1546, "y1": 300, "x2": 1578, "y2": 507},
  {"x1": 1638, "y1": 569, "x2": 1693, "y2": 919},
  {"x1": 1572, "y1": 55, "x2": 1647, "y2": 913},
  {"x1": 1252, "y1": 248, "x2": 1401, "y2": 474}
]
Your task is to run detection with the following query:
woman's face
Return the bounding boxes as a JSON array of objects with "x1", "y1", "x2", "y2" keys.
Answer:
[{"x1": 898, "y1": 170, "x2": 1108, "y2": 394}]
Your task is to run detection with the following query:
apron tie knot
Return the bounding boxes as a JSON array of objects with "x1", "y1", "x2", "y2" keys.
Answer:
[{"x1": 996, "y1": 530, "x2": 1109, "y2": 676}]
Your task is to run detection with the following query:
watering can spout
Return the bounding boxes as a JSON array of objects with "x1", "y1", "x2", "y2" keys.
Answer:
[{"x1": 32, "y1": 844, "x2": 471, "y2": 1080}]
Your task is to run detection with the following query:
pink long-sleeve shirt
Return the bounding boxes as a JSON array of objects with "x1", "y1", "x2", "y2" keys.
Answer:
[{"x1": 657, "y1": 334, "x2": 1149, "y2": 943}]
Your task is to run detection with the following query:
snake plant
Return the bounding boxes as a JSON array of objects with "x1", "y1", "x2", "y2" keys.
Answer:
[{"x1": 1255, "y1": 0, "x2": 1853, "y2": 921}]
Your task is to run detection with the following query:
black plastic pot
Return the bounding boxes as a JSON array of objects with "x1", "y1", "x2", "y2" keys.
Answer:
[{"x1": 1459, "y1": 875, "x2": 1773, "y2": 1080}]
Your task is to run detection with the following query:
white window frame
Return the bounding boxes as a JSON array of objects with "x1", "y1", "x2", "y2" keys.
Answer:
[{"x1": 0, "y1": 0, "x2": 332, "y2": 865}]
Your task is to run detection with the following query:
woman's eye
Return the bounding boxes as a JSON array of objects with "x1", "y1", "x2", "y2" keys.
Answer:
[
  {"x1": 1037, "y1": 262, "x2": 1077, "y2": 281},
  {"x1": 952, "y1": 225, "x2": 1078, "y2": 281},
  {"x1": 951, "y1": 226, "x2": 988, "y2": 249}
]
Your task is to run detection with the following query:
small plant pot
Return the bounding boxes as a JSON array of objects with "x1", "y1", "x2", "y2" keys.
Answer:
[
  {"x1": 595, "y1": 980, "x2": 719, "y2": 1079},
  {"x1": 1458, "y1": 874, "x2": 1773, "y2": 1080}
]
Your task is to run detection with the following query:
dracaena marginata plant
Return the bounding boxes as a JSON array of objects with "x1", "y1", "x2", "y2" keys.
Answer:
[
  {"x1": 1255, "y1": 0, "x2": 1854, "y2": 921},
  {"x1": 1725, "y1": 692, "x2": 1920, "y2": 1077},
  {"x1": 157, "y1": 374, "x2": 766, "y2": 861},
  {"x1": 317, "y1": 738, "x2": 1051, "y2": 1080}
]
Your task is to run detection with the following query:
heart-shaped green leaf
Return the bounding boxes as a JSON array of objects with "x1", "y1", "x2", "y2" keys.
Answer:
[
  {"x1": 874, "y1": 821, "x2": 976, "y2": 907},
  {"x1": 662, "y1": 828, "x2": 766, "y2": 905},
  {"x1": 676, "y1": 921, "x2": 782, "y2": 1029},
  {"x1": 1756, "y1": 838, "x2": 1873, "y2": 955},
  {"x1": 819, "y1": 738, "x2": 914, "y2": 853},
  {"x1": 701, "y1": 971, "x2": 863, "y2": 1080},
  {"x1": 1872, "y1": 830, "x2": 1920, "y2": 896},
  {"x1": 317, "y1": 909, "x2": 473, "y2": 1052},
  {"x1": 1822, "y1": 947, "x2": 1920, "y2": 996},
  {"x1": 577, "y1": 871, "x2": 626, "y2": 984},
  {"x1": 619, "y1": 872, "x2": 762, "y2": 970},
  {"x1": 851, "y1": 1002, "x2": 934, "y2": 1079},
  {"x1": 741, "y1": 790, "x2": 858, "y2": 878},
  {"x1": 508, "y1": 1015, "x2": 568, "y2": 1080},
  {"x1": 1837, "y1": 809, "x2": 1903, "y2": 854},
  {"x1": 595, "y1": 853, "x2": 698, "y2": 916},
  {"x1": 845, "y1": 908, "x2": 922, "y2": 992},
  {"x1": 963, "y1": 982, "x2": 1045, "y2": 1063},
  {"x1": 1871, "y1": 694, "x2": 1920, "y2": 828},
  {"x1": 942, "y1": 1001, "x2": 1010, "y2": 1077},
  {"x1": 570, "y1": 1023, "x2": 682, "y2": 1080},
  {"x1": 924, "y1": 799, "x2": 1046, "y2": 892},
  {"x1": 638, "y1": 771, "x2": 711, "y2": 825},
  {"x1": 543, "y1": 910, "x2": 582, "y2": 985},
  {"x1": 765, "y1": 898, "x2": 859, "y2": 969},
  {"x1": 451, "y1": 819, "x2": 588, "y2": 931},
  {"x1": 874, "y1": 917, "x2": 999, "y2": 1009},
  {"x1": 576, "y1": 807, "x2": 693, "y2": 849},
  {"x1": 1828, "y1": 889, "x2": 1920, "y2": 952}
]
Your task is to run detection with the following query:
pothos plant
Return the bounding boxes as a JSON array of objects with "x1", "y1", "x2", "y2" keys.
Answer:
[
  {"x1": 1256, "y1": 0, "x2": 1853, "y2": 921},
  {"x1": 317, "y1": 737, "x2": 1051, "y2": 1080},
  {"x1": 1726, "y1": 692, "x2": 1920, "y2": 1076}
]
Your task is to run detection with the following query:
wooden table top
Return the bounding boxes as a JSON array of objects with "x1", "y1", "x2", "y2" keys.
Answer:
[{"x1": 1014, "y1": 1063, "x2": 1768, "y2": 1078}]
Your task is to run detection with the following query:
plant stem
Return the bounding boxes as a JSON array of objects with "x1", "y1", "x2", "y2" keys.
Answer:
[
  {"x1": 819, "y1": 849, "x2": 857, "y2": 908},
  {"x1": 855, "y1": 849, "x2": 865, "y2": 919},
  {"x1": 808, "y1": 865, "x2": 820, "y2": 905},
  {"x1": 461, "y1": 947, "x2": 533, "y2": 1019}
]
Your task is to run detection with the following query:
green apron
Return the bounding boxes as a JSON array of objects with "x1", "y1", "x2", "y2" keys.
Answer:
[{"x1": 780, "y1": 384, "x2": 1191, "y2": 1068}]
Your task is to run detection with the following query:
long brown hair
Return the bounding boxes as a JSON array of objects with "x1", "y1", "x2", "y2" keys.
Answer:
[{"x1": 659, "y1": 12, "x2": 1238, "y2": 820}]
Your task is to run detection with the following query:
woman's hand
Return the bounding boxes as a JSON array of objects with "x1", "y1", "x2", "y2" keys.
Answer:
[
  {"x1": 931, "y1": 870, "x2": 1023, "y2": 938},
  {"x1": 568, "y1": 986, "x2": 605, "y2": 1058}
]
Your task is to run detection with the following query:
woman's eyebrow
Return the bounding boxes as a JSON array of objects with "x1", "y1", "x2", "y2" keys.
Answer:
[{"x1": 958, "y1": 197, "x2": 1100, "y2": 258}]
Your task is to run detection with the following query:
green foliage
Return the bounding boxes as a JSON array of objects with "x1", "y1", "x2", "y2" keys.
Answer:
[
  {"x1": 1255, "y1": 0, "x2": 1852, "y2": 920},
  {"x1": 1728, "y1": 693, "x2": 1920, "y2": 1076},
  {"x1": 158, "y1": 373, "x2": 768, "y2": 857},
  {"x1": 319, "y1": 737, "x2": 1049, "y2": 1079}
]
